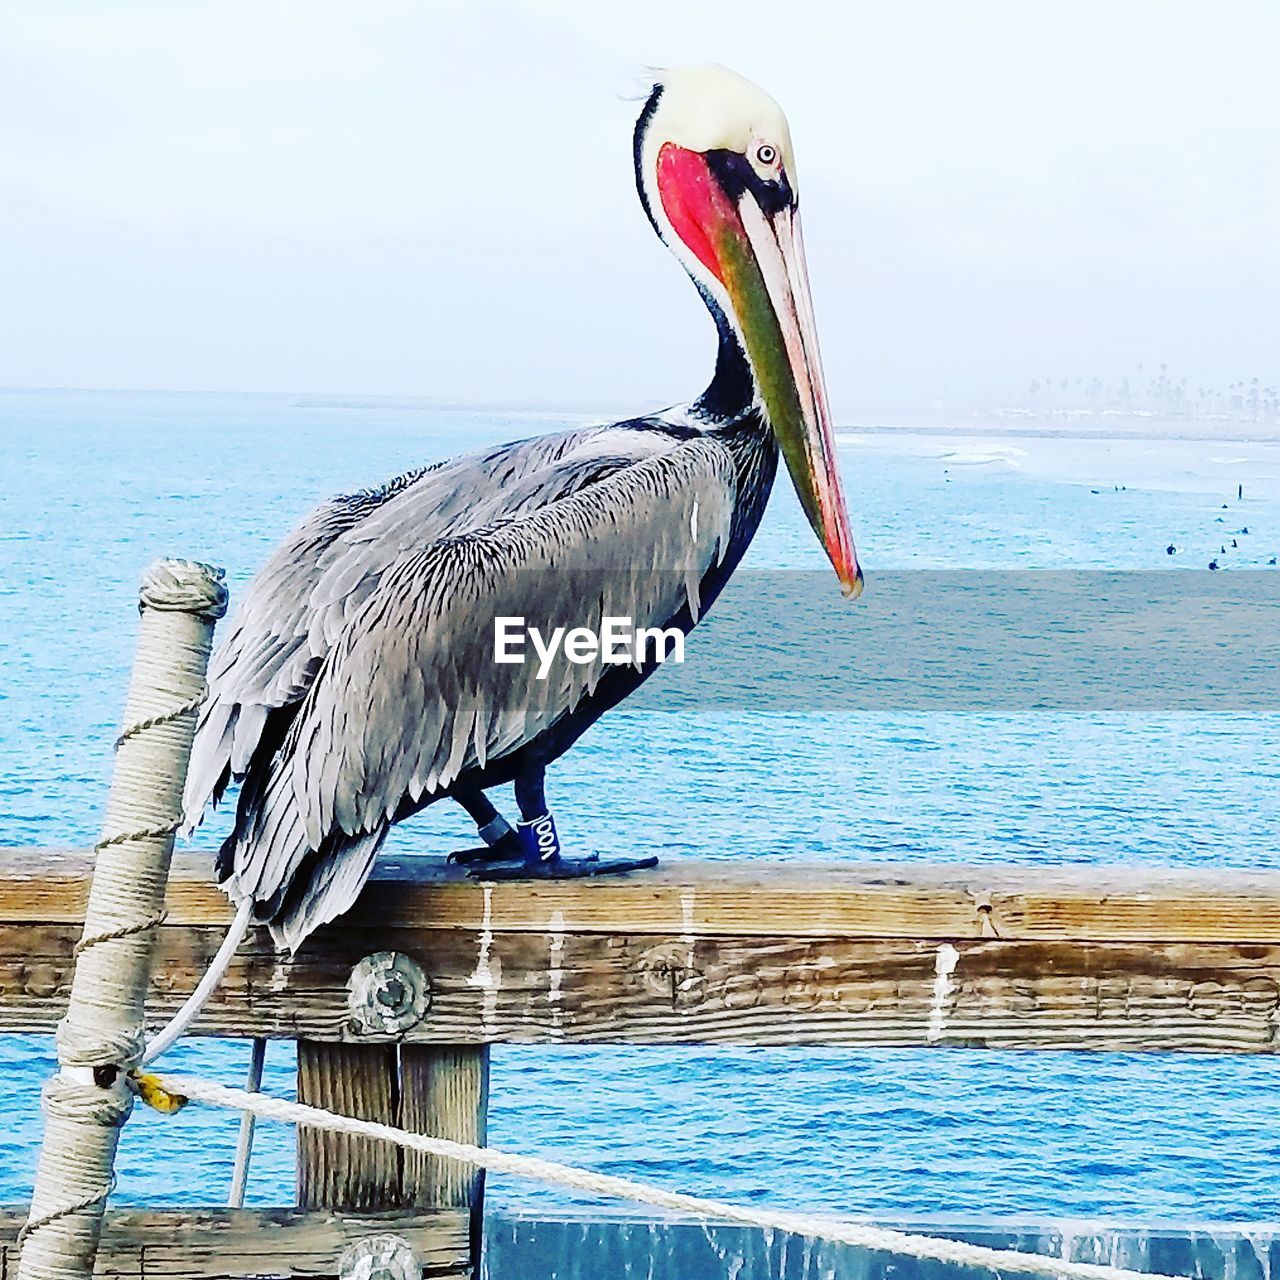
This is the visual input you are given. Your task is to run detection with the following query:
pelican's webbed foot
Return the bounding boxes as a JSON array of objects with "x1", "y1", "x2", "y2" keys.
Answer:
[
  {"x1": 467, "y1": 809, "x2": 658, "y2": 880},
  {"x1": 472, "y1": 852, "x2": 660, "y2": 880}
]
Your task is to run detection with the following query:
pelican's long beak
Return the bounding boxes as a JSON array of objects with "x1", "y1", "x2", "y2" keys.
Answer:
[
  {"x1": 655, "y1": 143, "x2": 862, "y2": 596},
  {"x1": 723, "y1": 201, "x2": 862, "y2": 597}
]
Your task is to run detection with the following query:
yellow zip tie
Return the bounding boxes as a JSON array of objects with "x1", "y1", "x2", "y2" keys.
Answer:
[{"x1": 129, "y1": 1071, "x2": 188, "y2": 1115}]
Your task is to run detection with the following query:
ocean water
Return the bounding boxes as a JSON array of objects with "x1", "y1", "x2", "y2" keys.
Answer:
[{"x1": 2, "y1": 388, "x2": 1280, "y2": 1223}]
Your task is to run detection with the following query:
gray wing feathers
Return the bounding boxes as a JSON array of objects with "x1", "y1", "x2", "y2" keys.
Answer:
[
  {"x1": 183, "y1": 466, "x2": 438, "y2": 822},
  {"x1": 292, "y1": 437, "x2": 736, "y2": 841},
  {"x1": 273, "y1": 829, "x2": 387, "y2": 953},
  {"x1": 183, "y1": 427, "x2": 672, "y2": 826},
  {"x1": 217, "y1": 433, "x2": 736, "y2": 946}
]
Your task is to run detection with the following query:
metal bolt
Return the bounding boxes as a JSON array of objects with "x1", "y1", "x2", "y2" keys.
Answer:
[
  {"x1": 636, "y1": 940, "x2": 705, "y2": 1010},
  {"x1": 339, "y1": 1233, "x2": 421, "y2": 1280},
  {"x1": 347, "y1": 951, "x2": 430, "y2": 1036}
]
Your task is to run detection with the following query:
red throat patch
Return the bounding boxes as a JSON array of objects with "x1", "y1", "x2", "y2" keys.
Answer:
[{"x1": 655, "y1": 143, "x2": 742, "y2": 284}]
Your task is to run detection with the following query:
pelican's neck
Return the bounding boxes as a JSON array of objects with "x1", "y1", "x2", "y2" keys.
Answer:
[
  {"x1": 692, "y1": 297, "x2": 756, "y2": 424},
  {"x1": 694, "y1": 303, "x2": 777, "y2": 581}
]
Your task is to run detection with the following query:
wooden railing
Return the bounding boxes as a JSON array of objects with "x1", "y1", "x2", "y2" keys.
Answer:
[
  {"x1": 4, "y1": 847, "x2": 1278, "y2": 1277},
  {"x1": 5, "y1": 849, "x2": 1279, "y2": 1050}
]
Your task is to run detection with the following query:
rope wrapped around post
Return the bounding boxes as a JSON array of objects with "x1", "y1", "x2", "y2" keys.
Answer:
[{"x1": 17, "y1": 559, "x2": 227, "y2": 1280}]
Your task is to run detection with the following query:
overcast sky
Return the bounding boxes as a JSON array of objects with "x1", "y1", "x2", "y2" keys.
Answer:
[{"x1": 2, "y1": 1, "x2": 1277, "y2": 414}]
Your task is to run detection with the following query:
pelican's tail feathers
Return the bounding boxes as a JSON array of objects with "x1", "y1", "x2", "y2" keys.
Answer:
[{"x1": 267, "y1": 825, "x2": 389, "y2": 954}]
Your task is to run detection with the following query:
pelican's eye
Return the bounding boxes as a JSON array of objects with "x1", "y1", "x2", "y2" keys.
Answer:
[{"x1": 755, "y1": 143, "x2": 778, "y2": 167}]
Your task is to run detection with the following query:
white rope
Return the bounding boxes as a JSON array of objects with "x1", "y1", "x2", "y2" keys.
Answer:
[
  {"x1": 21, "y1": 559, "x2": 226, "y2": 1280},
  {"x1": 154, "y1": 1074, "x2": 1180, "y2": 1280},
  {"x1": 140, "y1": 899, "x2": 254, "y2": 1066}
]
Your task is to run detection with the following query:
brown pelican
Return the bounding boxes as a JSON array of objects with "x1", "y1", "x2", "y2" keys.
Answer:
[{"x1": 183, "y1": 64, "x2": 861, "y2": 952}]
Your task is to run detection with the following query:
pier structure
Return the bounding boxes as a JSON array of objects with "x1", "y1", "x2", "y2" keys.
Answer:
[
  {"x1": 6, "y1": 847, "x2": 1280, "y2": 1276},
  {"x1": 6, "y1": 562, "x2": 1280, "y2": 1277}
]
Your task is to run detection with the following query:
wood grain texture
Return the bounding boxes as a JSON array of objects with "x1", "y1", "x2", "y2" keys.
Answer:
[
  {"x1": 5, "y1": 925, "x2": 1280, "y2": 1051},
  {"x1": 0, "y1": 1208, "x2": 470, "y2": 1278},
  {"x1": 401, "y1": 1046, "x2": 490, "y2": 1210},
  {"x1": 401, "y1": 1045, "x2": 489, "y2": 1276},
  {"x1": 295, "y1": 1041, "x2": 490, "y2": 1275},
  {"x1": 296, "y1": 1042, "x2": 402, "y2": 1211},
  {"x1": 8, "y1": 851, "x2": 1280, "y2": 1052},
  {"x1": 8, "y1": 848, "x2": 1280, "y2": 941}
]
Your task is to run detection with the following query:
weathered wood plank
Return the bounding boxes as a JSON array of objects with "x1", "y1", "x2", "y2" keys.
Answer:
[
  {"x1": 293, "y1": 1045, "x2": 487, "y2": 1277},
  {"x1": 8, "y1": 850, "x2": 1280, "y2": 1051},
  {"x1": 401, "y1": 1046, "x2": 490, "y2": 1208},
  {"x1": 8, "y1": 848, "x2": 1280, "y2": 942},
  {"x1": 401, "y1": 1045, "x2": 489, "y2": 1273},
  {"x1": 0, "y1": 1208, "x2": 470, "y2": 1278},
  {"x1": 4, "y1": 924, "x2": 1280, "y2": 1050},
  {"x1": 296, "y1": 1042, "x2": 403, "y2": 1211}
]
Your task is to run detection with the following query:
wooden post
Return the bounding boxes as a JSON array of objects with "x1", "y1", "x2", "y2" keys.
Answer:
[
  {"x1": 296, "y1": 1040, "x2": 490, "y2": 1276},
  {"x1": 297, "y1": 945, "x2": 490, "y2": 1276},
  {"x1": 18, "y1": 559, "x2": 227, "y2": 1280},
  {"x1": 401, "y1": 1044, "x2": 490, "y2": 1271},
  {"x1": 296, "y1": 1041, "x2": 403, "y2": 1211}
]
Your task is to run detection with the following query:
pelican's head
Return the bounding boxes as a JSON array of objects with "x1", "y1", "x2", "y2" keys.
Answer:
[{"x1": 635, "y1": 64, "x2": 861, "y2": 597}]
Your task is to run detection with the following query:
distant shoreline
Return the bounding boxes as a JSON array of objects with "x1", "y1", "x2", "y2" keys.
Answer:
[
  {"x1": 839, "y1": 423, "x2": 1280, "y2": 445},
  {"x1": 2, "y1": 385, "x2": 1277, "y2": 445}
]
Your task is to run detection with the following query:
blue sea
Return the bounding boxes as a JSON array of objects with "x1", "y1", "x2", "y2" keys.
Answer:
[{"x1": 3, "y1": 388, "x2": 1280, "y2": 1224}]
